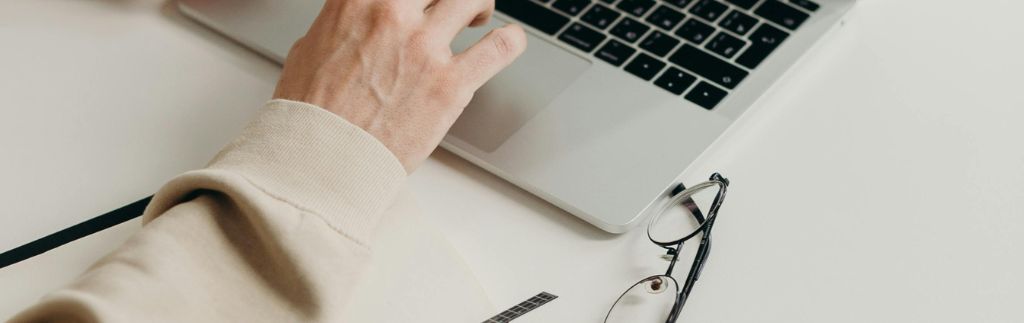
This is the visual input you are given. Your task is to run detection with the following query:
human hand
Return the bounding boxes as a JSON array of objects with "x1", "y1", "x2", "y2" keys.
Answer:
[{"x1": 273, "y1": 0, "x2": 527, "y2": 172}]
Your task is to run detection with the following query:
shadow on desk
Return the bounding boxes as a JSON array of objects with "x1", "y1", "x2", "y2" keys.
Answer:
[{"x1": 430, "y1": 149, "x2": 618, "y2": 242}]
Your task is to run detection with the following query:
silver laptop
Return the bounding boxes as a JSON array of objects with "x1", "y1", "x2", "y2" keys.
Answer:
[{"x1": 179, "y1": 0, "x2": 855, "y2": 233}]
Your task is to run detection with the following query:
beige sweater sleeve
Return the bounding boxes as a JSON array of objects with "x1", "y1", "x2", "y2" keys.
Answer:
[{"x1": 9, "y1": 100, "x2": 407, "y2": 323}]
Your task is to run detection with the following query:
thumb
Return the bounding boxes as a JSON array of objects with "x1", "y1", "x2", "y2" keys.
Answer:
[{"x1": 453, "y1": 24, "x2": 528, "y2": 89}]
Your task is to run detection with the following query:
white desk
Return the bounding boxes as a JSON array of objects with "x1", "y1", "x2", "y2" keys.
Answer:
[{"x1": 3, "y1": 0, "x2": 1024, "y2": 322}]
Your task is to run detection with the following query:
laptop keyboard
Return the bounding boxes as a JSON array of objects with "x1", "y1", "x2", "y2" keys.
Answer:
[{"x1": 495, "y1": 0, "x2": 819, "y2": 110}]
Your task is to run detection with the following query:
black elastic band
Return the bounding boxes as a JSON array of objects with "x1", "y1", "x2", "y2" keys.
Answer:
[{"x1": 0, "y1": 196, "x2": 153, "y2": 269}]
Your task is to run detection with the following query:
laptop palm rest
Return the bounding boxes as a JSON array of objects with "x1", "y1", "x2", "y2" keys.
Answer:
[{"x1": 449, "y1": 19, "x2": 590, "y2": 152}]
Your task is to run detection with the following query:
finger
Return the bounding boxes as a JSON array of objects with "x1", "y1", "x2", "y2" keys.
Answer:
[
  {"x1": 427, "y1": 0, "x2": 495, "y2": 40},
  {"x1": 467, "y1": 0, "x2": 494, "y2": 27},
  {"x1": 453, "y1": 24, "x2": 528, "y2": 89},
  {"x1": 422, "y1": 0, "x2": 440, "y2": 11}
]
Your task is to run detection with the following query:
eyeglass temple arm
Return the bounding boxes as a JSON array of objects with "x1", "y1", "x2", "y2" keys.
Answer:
[
  {"x1": 684, "y1": 196, "x2": 714, "y2": 274},
  {"x1": 667, "y1": 177, "x2": 723, "y2": 322},
  {"x1": 684, "y1": 201, "x2": 718, "y2": 291},
  {"x1": 667, "y1": 174, "x2": 729, "y2": 323},
  {"x1": 663, "y1": 193, "x2": 713, "y2": 323},
  {"x1": 661, "y1": 182, "x2": 700, "y2": 277},
  {"x1": 686, "y1": 172, "x2": 729, "y2": 277},
  {"x1": 666, "y1": 229, "x2": 712, "y2": 323},
  {"x1": 661, "y1": 180, "x2": 712, "y2": 276}
]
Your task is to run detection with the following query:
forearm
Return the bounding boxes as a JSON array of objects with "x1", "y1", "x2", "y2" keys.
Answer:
[
  {"x1": 10, "y1": 100, "x2": 406, "y2": 322},
  {"x1": 11, "y1": 0, "x2": 527, "y2": 318}
]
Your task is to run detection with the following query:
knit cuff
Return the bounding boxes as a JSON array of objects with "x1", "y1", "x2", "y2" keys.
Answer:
[{"x1": 204, "y1": 99, "x2": 407, "y2": 245}]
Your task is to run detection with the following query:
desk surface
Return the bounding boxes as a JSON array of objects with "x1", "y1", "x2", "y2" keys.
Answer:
[{"x1": 3, "y1": 0, "x2": 1024, "y2": 322}]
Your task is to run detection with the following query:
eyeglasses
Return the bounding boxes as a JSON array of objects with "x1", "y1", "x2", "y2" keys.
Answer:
[{"x1": 605, "y1": 173, "x2": 730, "y2": 323}]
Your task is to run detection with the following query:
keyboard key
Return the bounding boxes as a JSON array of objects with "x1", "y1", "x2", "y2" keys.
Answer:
[
  {"x1": 624, "y1": 53, "x2": 667, "y2": 80},
  {"x1": 616, "y1": 0, "x2": 657, "y2": 17},
  {"x1": 596, "y1": 39, "x2": 637, "y2": 66},
  {"x1": 610, "y1": 17, "x2": 651, "y2": 43},
  {"x1": 789, "y1": 0, "x2": 820, "y2": 12},
  {"x1": 496, "y1": 0, "x2": 570, "y2": 35},
  {"x1": 736, "y1": 23, "x2": 789, "y2": 68},
  {"x1": 685, "y1": 81, "x2": 728, "y2": 109},
  {"x1": 552, "y1": 0, "x2": 592, "y2": 16},
  {"x1": 581, "y1": 4, "x2": 621, "y2": 30},
  {"x1": 689, "y1": 0, "x2": 728, "y2": 22},
  {"x1": 718, "y1": 10, "x2": 758, "y2": 35},
  {"x1": 669, "y1": 44, "x2": 748, "y2": 89},
  {"x1": 705, "y1": 32, "x2": 746, "y2": 58},
  {"x1": 558, "y1": 23, "x2": 607, "y2": 52},
  {"x1": 674, "y1": 19, "x2": 715, "y2": 44},
  {"x1": 754, "y1": 0, "x2": 809, "y2": 30},
  {"x1": 654, "y1": 67, "x2": 697, "y2": 95},
  {"x1": 724, "y1": 0, "x2": 759, "y2": 9},
  {"x1": 646, "y1": 5, "x2": 686, "y2": 31},
  {"x1": 666, "y1": 0, "x2": 694, "y2": 9},
  {"x1": 640, "y1": 30, "x2": 681, "y2": 57}
]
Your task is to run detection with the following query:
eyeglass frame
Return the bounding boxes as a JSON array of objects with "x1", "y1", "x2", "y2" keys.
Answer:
[{"x1": 605, "y1": 173, "x2": 730, "y2": 323}]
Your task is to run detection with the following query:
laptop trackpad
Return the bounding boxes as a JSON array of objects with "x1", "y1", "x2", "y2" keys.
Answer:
[{"x1": 449, "y1": 21, "x2": 591, "y2": 152}]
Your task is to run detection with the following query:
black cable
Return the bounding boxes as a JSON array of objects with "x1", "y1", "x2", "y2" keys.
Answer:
[{"x1": 0, "y1": 196, "x2": 152, "y2": 269}]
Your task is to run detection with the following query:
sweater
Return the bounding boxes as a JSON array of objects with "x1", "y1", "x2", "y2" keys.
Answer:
[{"x1": 8, "y1": 100, "x2": 493, "y2": 322}]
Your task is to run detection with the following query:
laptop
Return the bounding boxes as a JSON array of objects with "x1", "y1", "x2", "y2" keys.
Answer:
[{"x1": 178, "y1": 0, "x2": 855, "y2": 233}]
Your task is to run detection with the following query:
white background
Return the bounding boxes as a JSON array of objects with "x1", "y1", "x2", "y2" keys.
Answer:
[{"x1": 2, "y1": 0, "x2": 1024, "y2": 322}]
